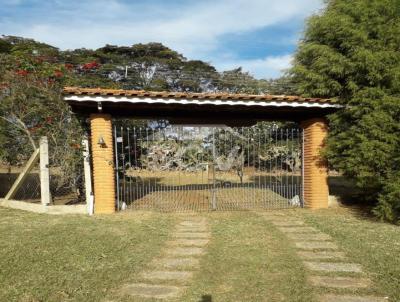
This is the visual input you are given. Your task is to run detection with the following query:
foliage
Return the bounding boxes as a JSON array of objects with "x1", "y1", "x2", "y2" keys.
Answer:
[
  {"x1": 0, "y1": 41, "x2": 84, "y2": 190},
  {"x1": 291, "y1": 0, "x2": 400, "y2": 222},
  {"x1": 373, "y1": 173, "x2": 400, "y2": 224}
]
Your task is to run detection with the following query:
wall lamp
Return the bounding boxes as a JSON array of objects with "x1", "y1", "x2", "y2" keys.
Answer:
[{"x1": 97, "y1": 135, "x2": 106, "y2": 148}]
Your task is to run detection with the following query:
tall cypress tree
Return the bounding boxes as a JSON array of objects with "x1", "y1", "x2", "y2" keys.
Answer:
[{"x1": 291, "y1": 0, "x2": 400, "y2": 223}]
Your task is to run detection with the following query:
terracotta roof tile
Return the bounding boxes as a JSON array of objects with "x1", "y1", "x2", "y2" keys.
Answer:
[{"x1": 63, "y1": 86, "x2": 335, "y2": 104}]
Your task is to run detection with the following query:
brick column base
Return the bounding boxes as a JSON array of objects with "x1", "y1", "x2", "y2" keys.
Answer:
[
  {"x1": 301, "y1": 118, "x2": 329, "y2": 209},
  {"x1": 90, "y1": 114, "x2": 115, "y2": 214}
]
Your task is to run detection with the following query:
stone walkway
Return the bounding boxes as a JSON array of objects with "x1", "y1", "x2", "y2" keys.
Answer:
[
  {"x1": 117, "y1": 216, "x2": 210, "y2": 300},
  {"x1": 260, "y1": 212, "x2": 388, "y2": 302}
]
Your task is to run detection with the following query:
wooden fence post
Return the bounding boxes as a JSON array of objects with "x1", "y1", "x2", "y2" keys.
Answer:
[
  {"x1": 40, "y1": 136, "x2": 51, "y2": 206},
  {"x1": 4, "y1": 148, "x2": 40, "y2": 200}
]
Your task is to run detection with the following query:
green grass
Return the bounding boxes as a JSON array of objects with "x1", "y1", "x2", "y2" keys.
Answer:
[
  {"x1": 0, "y1": 206, "x2": 399, "y2": 302},
  {"x1": 178, "y1": 212, "x2": 314, "y2": 302},
  {"x1": 298, "y1": 207, "x2": 400, "y2": 301},
  {"x1": 0, "y1": 208, "x2": 176, "y2": 302}
]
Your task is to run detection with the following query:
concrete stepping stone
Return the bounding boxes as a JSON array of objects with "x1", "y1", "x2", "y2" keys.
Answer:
[
  {"x1": 119, "y1": 283, "x2": 183, "y2": 299},
  {"x1": 167, "y1": 239, "x2": 209, "y2": 247},
  {"x1": 309, "y1": 276, "x2": 371, "y2": 289},
  {"x1": 297, "y1": 251, "x2": 346, "y2": 260},
  {"x1": 277, "y1": 226, "x2": 318, "y2": 233},
  {"x1": 295, "y1": 241, "x2": 338, "y2": 250},
  {"x1": 176, "y1": 226, "x2": 209, "y2": 233},
  {"x1": 177, "y1": 223, "x2": 207, "y2": 226},
  {"x1": 186, "y1": 220, "x2": 207, "y2": 224},
  {"x1": 142, "y1": 270, "x2": 193, "y2": 282},
  {"x1": 166, "y1": 247, "x2": 205, "y2": 256},
  {"x1": 320, "y1": 294, "x2": 388, "y2": 302},
  {"x1": 287, "y1": 233, "x2": 331, "y2": 241},
  {"x1": 174, "y1": 232, "x2": 211, "y2": 239},
  {"x1": 154, "y1": 257, "x2": 200, "y2": 269},
  {"x1": 179, "y1": 221, "x2": 207, "y2": 226},
  {"x1": 304, "y1": 262, "x2": 363, "y2": 273}
]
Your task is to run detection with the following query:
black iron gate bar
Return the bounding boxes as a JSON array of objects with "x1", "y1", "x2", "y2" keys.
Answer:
[{"x1": 114, "y1": 124, "x2": 304, "y2": 211}]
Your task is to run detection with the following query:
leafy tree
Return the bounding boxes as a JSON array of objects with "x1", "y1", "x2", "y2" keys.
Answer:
[
  {"x1": 96, "y1": 43, "x2": 185, "y2": 90},
  {"x1": 218, "y1": 68, "x2": 262, "y2": 93},
  {"x1": 291, "y1": 0, "x2": 400, "y2": 223},
  {"x1": 0, "y1": 39, "x2": 11, "y2": 53},
  {"x1": 261, "y1": 76, "x2": 298, "y2": 95},
  {"x1": 0, "y1": 45, "x2": 84, "y2": 190},
  {"x1": 169, "y1": 60, "x2": 219, "y2": 92}
]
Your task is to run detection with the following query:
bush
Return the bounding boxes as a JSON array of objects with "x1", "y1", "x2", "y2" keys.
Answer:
[{"x1": 291, "y1": 0, "x2": 400, "y2": 222}]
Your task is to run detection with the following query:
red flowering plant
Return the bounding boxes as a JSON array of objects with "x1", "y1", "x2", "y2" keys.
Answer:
[
  {"x1": 81, "y1": 61, "x2": 100, "y2": 70},
  {"x1": 53, "y1": 70, "x2": 63, "y2": 78},
  {"x1": 0, "y1": 51, "x2": 84, "y2": 191},
  {"x1": 15, "y1": 69, "x2": 29, "y2": 76}
]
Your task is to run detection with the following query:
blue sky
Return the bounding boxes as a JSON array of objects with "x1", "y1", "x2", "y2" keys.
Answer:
[{"x1": 0, "y1": 0, "x2": 324, "y2": 79}]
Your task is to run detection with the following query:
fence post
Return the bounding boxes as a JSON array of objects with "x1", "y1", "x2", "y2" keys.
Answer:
[
  {"x1": 4, "y1": 148, "x2": 40, "y2": 200},
  {"x1": 82, "y1": 138, "x2": 94, "y2": 215},
  {"x1": 40, "y1": 136, "x2": 51, "y2": 206}
]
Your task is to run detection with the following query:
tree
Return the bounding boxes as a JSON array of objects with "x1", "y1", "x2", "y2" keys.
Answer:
[
  {"x1": 0, "y1": 44, "x2": 84, "y2": 191},
  {"x1": 291, "y1": 0, "x2": 400, "y2": 223},
  {"x1": 218, "y1": 68, "x2": 262, "y2": 94}
]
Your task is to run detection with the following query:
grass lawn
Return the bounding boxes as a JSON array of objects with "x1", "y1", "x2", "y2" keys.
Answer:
[
  {"x1": 0, "y1": 208, "x2": 177, "y2": 302},
  {"x1": 298, "y1": 207, "x2": 400, "y2": 302},
  {"x1": 0, "y1": 206, "x2": 398, "y2": 301},
  {"x1": 178, "y1": 211, "x2": 314, "y2": 302}
]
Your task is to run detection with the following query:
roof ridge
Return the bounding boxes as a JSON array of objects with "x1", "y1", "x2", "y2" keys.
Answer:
[{"x1": 62, "y1": 86, "x2": 335, "y2": 103}]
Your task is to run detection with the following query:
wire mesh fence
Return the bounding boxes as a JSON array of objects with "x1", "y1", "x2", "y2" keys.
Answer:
[
  {"x1": 0, "y1": 139, "x2": 85, "y2": 206},
  {"x1": 0, "y1": 165, "x2": 41, "y2": 202},
  {"x1": 48, "y1": 140, "x2": 85, "y2": 205},
  {"x1": 49, "y1": 167, "x2": 85, "y2": 205},
  {"x1": 114, "y1": 123, "x2": 303, "y2": 212}
]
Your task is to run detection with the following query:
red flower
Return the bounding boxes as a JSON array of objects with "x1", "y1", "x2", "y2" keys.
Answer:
[
  {"x1": 71, "y1": 143, "x2": 81, "y2": 149},
  {"x1": 82, "y1": 61, "x2": 100, "y2": 70},
  {"x1": 64, "y1": 63, "x2": 74, "y2": 70},
  {"x1": 54, "y1": 70, "x2": 63, "y2": 77},
  {"x1": 16, "y1": 70, "x2": 29, "y2": 76}
]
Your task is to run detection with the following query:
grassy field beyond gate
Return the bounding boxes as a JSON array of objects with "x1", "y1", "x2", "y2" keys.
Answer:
[{"x1": 0, "y1": 207, "x2": 398, "y2": 301}]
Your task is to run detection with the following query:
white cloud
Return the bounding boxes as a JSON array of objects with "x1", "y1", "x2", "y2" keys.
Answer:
[
  {"x1": 214, "y1": 54, "x2": 293, "y2": 79},
  {"x1": 0, "y1": 0, "x2": 323, "y2": 78}
]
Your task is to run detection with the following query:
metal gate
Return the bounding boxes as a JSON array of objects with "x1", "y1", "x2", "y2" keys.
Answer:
[{"x1": 114, "y1": 123, "x2": 303, "y2": 211}]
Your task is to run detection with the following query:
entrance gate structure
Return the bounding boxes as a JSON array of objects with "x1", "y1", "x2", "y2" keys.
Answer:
[
  {"x1": 63, "y1": 87, "x2": 340, "y2": 214},
  {"x1": 114, "y1": 125, "x2": 303, "y2": 211}
]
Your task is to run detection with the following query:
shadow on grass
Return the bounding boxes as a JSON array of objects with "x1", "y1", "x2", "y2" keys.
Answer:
[
  {"x1": 198, "y1": 294, "x2": 212, "y2": 302},
  {"x1": 328, "y1": 175, "x2": 378, "y2": 220}
]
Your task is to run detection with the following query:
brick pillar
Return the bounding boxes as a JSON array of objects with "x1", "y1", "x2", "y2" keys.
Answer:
[
  {"x1": 90, "y1": 114, "x2": 115, "y2": 214},
  {"x1": 301, "y1": 118, "x2": 329, "y2": 209}
]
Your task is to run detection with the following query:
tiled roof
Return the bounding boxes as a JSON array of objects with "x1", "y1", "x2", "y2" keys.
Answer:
[{"x1": 63, "y1": 87, "x2": 335, "y2": 104}]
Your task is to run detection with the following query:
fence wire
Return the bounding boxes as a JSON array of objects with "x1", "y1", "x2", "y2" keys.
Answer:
[
  {"x1": 0, "y1": 162, "x2": 41, "y2": 202},
  {"x1": 114, "y1": 124, "x2": 303, "y2": 212},
  {"x1": 48, "y1": 142, "x2": 85, "y2": 205}
]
